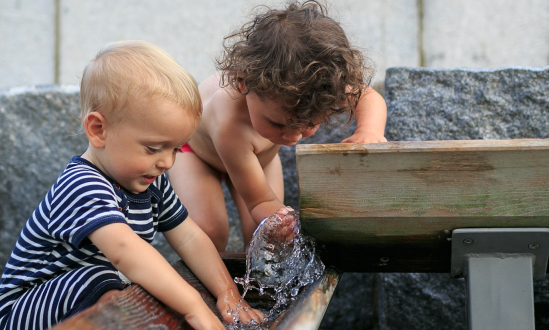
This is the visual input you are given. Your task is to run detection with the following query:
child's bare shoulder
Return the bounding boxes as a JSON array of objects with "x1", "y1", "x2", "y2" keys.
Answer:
[
  {"x1": 201, "y1": 88, "x2": 250, "y2": 142},
  {"x1": 208, "y1": 92, "x2": 275, "y2": 155}
]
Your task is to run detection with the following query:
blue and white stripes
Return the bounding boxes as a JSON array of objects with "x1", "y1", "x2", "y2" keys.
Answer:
[{"x1": 0, "y1": 156, "x2": 187, "y2": 329}]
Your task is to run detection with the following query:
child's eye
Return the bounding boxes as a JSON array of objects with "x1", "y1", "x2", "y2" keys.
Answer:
[
  {"x1": 270, "y1": 122, "x2": 286, "y2": 130},
  {"x1": 146, "y1": 146, "x2": 162, "y2": 154}
]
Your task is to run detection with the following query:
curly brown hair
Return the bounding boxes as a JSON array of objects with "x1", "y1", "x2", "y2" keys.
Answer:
[{"x1": 216, "y1": 0, "x2": 374, "y2": 128}]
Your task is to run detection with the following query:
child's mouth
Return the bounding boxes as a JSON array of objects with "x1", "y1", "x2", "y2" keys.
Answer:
[{"x1": 143, "y1": 176, "x2": 156, "y2": 184}]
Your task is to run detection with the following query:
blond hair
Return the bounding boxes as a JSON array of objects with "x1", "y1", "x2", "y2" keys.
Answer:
[{"x1": 80, "y1": 40, "x2": 201, "y2": 124}]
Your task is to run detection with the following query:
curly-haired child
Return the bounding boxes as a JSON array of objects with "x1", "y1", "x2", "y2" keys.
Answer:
[
  {"x1": 169, "y1": 1, "x2": 387, "y2": 251},
  {"x1": 0, "y1": 40, "x2": 262, "y2": 330}
]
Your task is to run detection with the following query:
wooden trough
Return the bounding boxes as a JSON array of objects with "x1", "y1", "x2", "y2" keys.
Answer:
[{"x1": 52, "y1": 253, "x2": 340, "y2": 330}]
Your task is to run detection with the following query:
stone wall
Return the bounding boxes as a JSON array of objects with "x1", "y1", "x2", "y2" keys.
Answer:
[
  {"x1": 1, "y1": 66, "x2": 548, "y2": 329},
  {"x1": 0, "y1": 85, "x2": 85, "y2": 265}
]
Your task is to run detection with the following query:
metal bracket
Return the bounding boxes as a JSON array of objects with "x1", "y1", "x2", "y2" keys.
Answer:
[
  {"x1": 451, "y1": 228, "x2": 549, "y2": 330},
  {"x1": 452, "y1": 228, "x2": 549, "y2": 279}
]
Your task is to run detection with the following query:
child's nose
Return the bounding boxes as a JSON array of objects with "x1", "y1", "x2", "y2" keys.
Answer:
[{"x1": 157, "y1": 152, "x2": 176, "y2": 170}]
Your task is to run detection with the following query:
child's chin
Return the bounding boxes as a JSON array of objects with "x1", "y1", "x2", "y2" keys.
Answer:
[{"x1": 129, "y1": 184, "x2": 149, "y2": 194}]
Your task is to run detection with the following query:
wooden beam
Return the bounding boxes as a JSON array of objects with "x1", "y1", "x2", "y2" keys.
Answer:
[{"x1": 296, "y1": 139, "x2": 549, "y2": 272}]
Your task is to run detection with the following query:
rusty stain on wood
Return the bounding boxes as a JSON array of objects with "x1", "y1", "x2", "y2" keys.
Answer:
[
  {"x1": 50, "y1": 285, "x2": 189, "y2": 330},
  {"x1": 51, "y1": 260, "x2": 221, "y2": 330},
  {"x1": 328, "y1": 165, "x2": 343, "y2": 175}
]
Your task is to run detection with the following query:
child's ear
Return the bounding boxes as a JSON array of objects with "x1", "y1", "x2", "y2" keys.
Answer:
[
  {"x1": 235, "y1": 73, "x2": 247, "y2": 94},
  {"x1": 84, "y1": 112, "x2": 108, "y2": 149}
]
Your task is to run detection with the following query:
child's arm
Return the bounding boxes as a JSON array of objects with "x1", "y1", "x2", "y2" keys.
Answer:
[
  {"x1": 341, "y1": 87, "x2": 388, "y2": 143},
  {"x1": 88, "y1": 223, "x2": 226, "y2": 330},
  {"x1": 215, "y1": 127, "x2": 287, "y2": 224},
  {"x1": 208, "y1": 93, "x2": 290, "y2": 225},
  {"x1": 163, "y1": 218, "x2": 264, "y2": 324}
]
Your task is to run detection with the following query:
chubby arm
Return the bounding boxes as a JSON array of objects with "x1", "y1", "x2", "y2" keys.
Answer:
[
  {"x1": 164, "y1": 218, "x2": 264, "y2": 324},
  {"x1": 216, "y1": 125, "x2": 286, "y2": 224},
  {"x1": 88, "y1": 223, "x2": 225, "y2": 330},
  {"x1": 342, "y1": 87, "x2": 388, "y2": 143}
]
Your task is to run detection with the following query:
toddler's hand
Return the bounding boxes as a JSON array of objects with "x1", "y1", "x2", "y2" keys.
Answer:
[
  {"x1": 217, "y1": 290, "x2": 264, "y2": 325},
  {"x1": 248, "y1": 207, "x2": 300, "y2": 287},
  {"x1": 184, "y1": 305, "x2": 225, "y2": 330},
  {"x1": 341, "y1": 131, "x2": 387, "y2": 144},
  {"x1": 265, "y1": 206, "x2": 297, "y2": 246}
]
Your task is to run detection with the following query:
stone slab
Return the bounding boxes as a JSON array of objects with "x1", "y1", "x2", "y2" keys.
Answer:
[
  {"x1": 3, "y1": 66, "x2": 547, "y2": 328},
  {"x1": 0, "y1": 85, "x2": 84, "y2": 267},
  {"x1": 385, "y1": 66, "x2": 549, "y2": 141}
]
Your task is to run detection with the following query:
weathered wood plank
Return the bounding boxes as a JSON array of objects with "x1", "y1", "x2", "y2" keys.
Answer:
[
  {"x1": 296, "y1": 139, "x2": 549, "y2": 272},
  {"x1": 51, "y1": 260, "x2": 219, "y2": 330},
  {"x1": 50, "y1": 284, "x2": 190, "y2": 330},
  {"x1": 49, "y1": 255, "x2": 278, "y2": 329}
]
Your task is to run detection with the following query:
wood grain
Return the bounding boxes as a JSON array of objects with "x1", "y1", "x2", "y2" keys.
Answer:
[{"x1": 296, "y1": 139, "x2": 549, "y2": 272}]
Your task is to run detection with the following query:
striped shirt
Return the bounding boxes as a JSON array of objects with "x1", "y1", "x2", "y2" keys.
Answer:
[{"x1": 0, "y1": 156, "x2": 187, "y2": 327}]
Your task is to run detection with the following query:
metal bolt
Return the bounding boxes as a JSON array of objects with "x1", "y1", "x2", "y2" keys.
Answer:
[
  {"x1": 463, "y1": 238, "x2": 474, "y2": 244},
  {"x1": 529, "y1": 243, "x2": 539, "y2": 250}
]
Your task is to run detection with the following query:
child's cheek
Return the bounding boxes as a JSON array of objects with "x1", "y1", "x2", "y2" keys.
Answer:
[{"x1": 302, "y1": 126, "x2": 320, "y2": 138}]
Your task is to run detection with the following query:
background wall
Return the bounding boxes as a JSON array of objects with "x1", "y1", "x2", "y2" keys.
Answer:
[{"x1": 2, "y1": 0, "x2": 549, "y2": 90}]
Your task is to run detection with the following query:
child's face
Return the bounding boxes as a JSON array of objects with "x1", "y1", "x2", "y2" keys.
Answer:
[
  {"x1": 98, "y1": 97, "x2": 196, "y2": 194},
  {"x1": 246, "y1": 93, "x2": 320, "y2": 146}
]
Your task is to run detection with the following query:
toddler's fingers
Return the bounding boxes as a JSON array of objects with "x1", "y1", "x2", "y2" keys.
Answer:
[
  {"x1": 280, "y1": 225, "x2": 294, "y2": 237},
  {"x1": 252, "y1": 307, "x2": 265, "y2": 320},
  {"x1": 248, "y1": 308, "x2": 265, "y2": 324},
  {"x1": 220, "y1": 310, "x2": 234, "y2": 324},
  {"x1": 275, "y1": 206, "x2": 291, "y2": 217},
  {"x1": 239, "y1": 309, "x2": 264, "y2": 325}
]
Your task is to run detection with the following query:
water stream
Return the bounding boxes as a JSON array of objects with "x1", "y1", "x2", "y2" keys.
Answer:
[{"x1": 225, "y1": 208, "x2": 325, "y2": 329}]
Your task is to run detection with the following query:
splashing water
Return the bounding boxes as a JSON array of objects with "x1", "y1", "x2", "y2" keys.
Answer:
[{"x1": 225, "y1": 208, "x2": 325, "y2": 329}]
